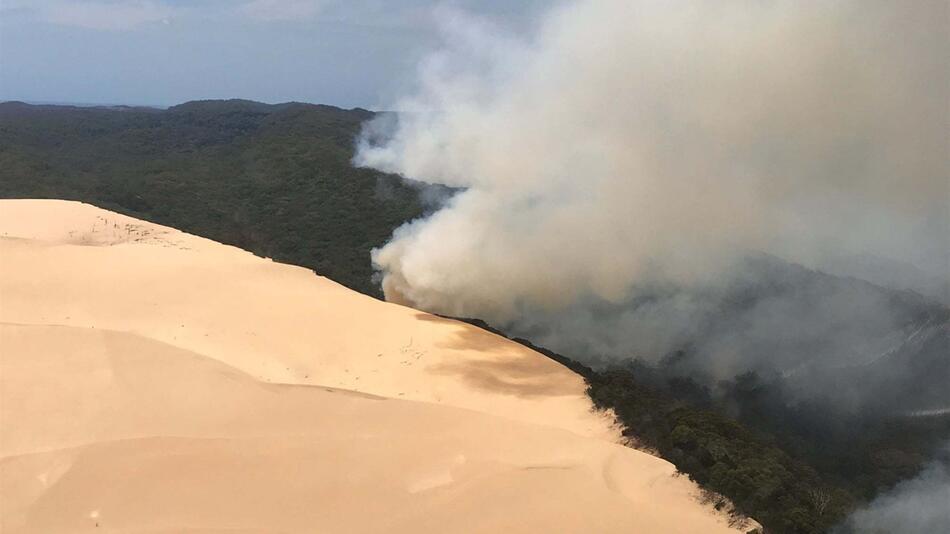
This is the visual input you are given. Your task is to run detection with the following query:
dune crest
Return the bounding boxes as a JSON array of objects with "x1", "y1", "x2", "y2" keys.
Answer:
[{"x1": 0, "y1": 199, "x2": 749, "y2": 533}]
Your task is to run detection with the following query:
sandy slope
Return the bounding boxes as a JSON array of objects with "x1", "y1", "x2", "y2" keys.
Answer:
[{"x1": 0, "y1": 199, "x2": 748, "y2": 533}]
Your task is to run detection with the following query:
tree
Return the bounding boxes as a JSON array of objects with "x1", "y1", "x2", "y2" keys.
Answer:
[{"x1": 807, "y1": 488, "x2": 831, "y2": 518}]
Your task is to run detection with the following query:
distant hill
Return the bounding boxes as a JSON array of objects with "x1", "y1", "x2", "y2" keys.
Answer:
[{"x1": 0, "y1": 99, "x2": 423, "y2": 297}]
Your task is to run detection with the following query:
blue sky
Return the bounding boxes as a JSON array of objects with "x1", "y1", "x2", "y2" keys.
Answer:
[{"x1": 0, "y1": 0, "x2": 547, "y2": 108}]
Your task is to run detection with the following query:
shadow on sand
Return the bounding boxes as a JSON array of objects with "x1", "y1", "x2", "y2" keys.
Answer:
[{"x1": 414, "y1": 313, "x2": 579, "y2": 399}]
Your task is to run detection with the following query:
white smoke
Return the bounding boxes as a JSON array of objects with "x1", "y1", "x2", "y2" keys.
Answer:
[
  {"x1": 354, "y1": 3, "x2": 949, "y2": 525},
  {"x1": 356, "y1": 0, "x2": 948, "y2": 329},
  {"x1": 840, "y1": 450, "x2": 950, "y2": 534}
]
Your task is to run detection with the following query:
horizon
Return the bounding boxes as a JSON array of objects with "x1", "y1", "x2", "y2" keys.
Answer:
[
  {"x1": 2, "y1": 97, "x2": 378, "y2": 111},
  {"x1": 0, "y1": 1, "x2": 550, "y2": 109}
]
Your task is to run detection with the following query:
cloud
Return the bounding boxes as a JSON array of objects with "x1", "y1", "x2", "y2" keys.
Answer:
[
  {"x1": 238, "y1": 0, "x2": 327, "y2": 21},
  {"x1": 39, "y1": 1, "x2": 175, "y2": 31}
]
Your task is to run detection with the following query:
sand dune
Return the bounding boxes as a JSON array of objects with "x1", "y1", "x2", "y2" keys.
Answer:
[{"x1": 0, "y1": 199, "x2": 749, "y2": 533}]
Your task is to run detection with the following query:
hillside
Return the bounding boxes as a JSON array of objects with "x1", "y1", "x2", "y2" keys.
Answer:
[
  {"x1": 0, "y1": 199, "x2": 751, "y2": 533},
  {"x1": 0, "y1": 100, "x2": 424, "y2": 297},
  {"x1": 491, "y1": 255, "x2": 949, "y2": 528},
  {"x1": 2, "y1": 100, "x2": 946, "y2": 533}
]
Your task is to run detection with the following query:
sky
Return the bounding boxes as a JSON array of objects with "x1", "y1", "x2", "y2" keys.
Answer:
[{"x1": 0, "y1": 0, "x2": 549, "y2": 108}]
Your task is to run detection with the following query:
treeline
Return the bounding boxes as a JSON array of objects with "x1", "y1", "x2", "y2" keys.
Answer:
[
  {"x1": 447, "y1": 318, "x2": 846, "y2": 533},
  {"x1": 516, "y1": 338, "x2": 852, "y2": 533},
  {"x1": 0, "y1": 100, "x2": 424, "y2": 296},
  {"x1": 587, "y1": 369, "x2": 852, "y2": 533},
  {"x1": 522, "y1": 337, "x2": 950, "y2": 533}
]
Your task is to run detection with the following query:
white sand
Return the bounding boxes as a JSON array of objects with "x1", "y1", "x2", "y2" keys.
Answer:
[{"x1": 0, "y1": 199, "x2": 750, "y2": 533}]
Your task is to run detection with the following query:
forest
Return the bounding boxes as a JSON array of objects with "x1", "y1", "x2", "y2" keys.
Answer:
[{"x1": 0, "y1": 99, "x2": 424, "y2": 297}]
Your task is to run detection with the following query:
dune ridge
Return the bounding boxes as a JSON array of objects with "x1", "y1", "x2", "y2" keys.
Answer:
[{"x1": 0, "y1": 199, "x2": 749, "y2": 533}]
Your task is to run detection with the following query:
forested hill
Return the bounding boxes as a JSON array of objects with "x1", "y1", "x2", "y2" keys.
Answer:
[
  {"x1": 0, "y1": 100, "x2": 424, "y2": 297},
  {"x1": 3, "y1": 100, "x2": 948, "y2": 533}
]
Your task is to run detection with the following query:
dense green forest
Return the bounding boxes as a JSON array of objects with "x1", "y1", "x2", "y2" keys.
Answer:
[
  {"x1": 0, "y1": 99, "x2": 424, "y2": 296},
  {"x1": 3, "y1": 100, "x2": 945, "y2": 534}
]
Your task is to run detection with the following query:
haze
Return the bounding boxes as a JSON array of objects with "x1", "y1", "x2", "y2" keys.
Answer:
[{"x1": 0, "y1": 0, "x2": 550, "y2": 108}]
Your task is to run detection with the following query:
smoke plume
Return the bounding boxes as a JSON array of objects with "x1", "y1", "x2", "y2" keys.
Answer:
[
  {"x1": 355, "y1": 0, "x2": 948, "y2": 388},
  {"x1": 354, "y1": 4, "x2": 949, "y2": 526}
]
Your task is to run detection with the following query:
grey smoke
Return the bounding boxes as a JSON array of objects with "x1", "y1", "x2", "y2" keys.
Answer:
[
  {"x1": 839, "y1": 448, "x2": 950, "y2": 534},
  {"x1": 356, "y1": 0, "x2": 947, "y2": 388}
]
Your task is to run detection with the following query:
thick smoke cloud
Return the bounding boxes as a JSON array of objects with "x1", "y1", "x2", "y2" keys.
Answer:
[
  {"x1": 357, "y1": 0, "x2": 946, "y2": 317},
  {"x1": 355, "y1": 0, "x2": 948, "y2": 388},
  {"x1": 356, "y1": 4, "x2": 948, "y2": 522}
]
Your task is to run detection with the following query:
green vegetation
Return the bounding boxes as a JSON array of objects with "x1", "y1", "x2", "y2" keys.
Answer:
[
  {"x1": 0, "y1": 100, "x2": 424, "y2": 296},
  {"x1": 456, "y1": 319, "x2": 946, "y2": 534},
  {"x1": 504, "y1": 333, "x2": 852, "y2": 534},
  {"x1": 4, "y1": 100, "x2": 944, "y2": 533},
  {"x1": 592, "y1": 367, "x2": 945, "y2": 533},
  {"x1": 587, "y1": 369, "x2": 852, "y2": 533},
  {"x1": 621, "y1": 356, "x2": 949, "y2": 503}
]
